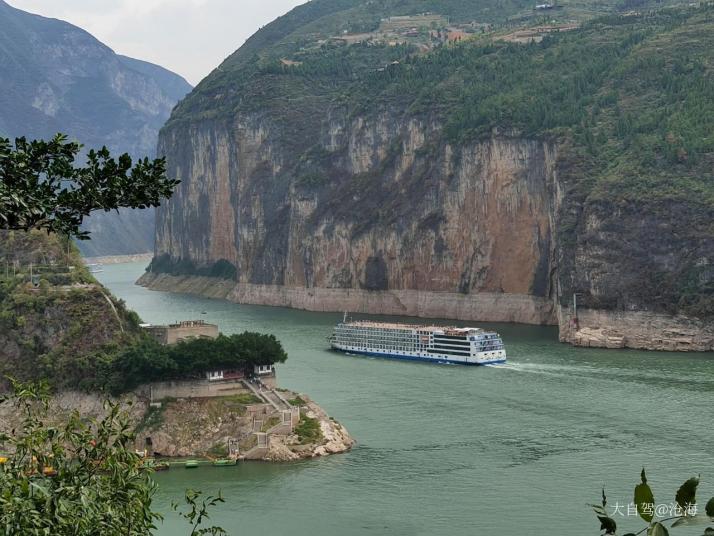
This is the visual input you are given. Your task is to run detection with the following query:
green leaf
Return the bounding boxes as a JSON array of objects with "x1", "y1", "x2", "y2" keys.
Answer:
[
  {"x1": 591, "y1": 504, "x2": 607, "y2": 516},
  {"x1": 676, "y1": 476, "x2": 700, "y2": 510},
  {"x1": 635, "y1": 468, "x2": 655, "y2": 523},
  {"x1": 598, "y1": 515, "x2": 617, "y2": 535},
  {"x1": 706, "y1": 497, "x2": 714, "y2": 518},
  {"x1": 648, "y1": 522, "x2": 669, "y2": 536},
  {"x1": 672, "y1": 514, "x2": 711, "y2": 527}
]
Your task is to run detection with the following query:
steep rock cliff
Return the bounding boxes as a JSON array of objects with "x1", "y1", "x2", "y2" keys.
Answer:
[
  {"x1": 148, "y1": 115, "x2": 559, "y2": 324},
  {"x1": 143, "y1": 4, "x2": 714, "y2": 350}
]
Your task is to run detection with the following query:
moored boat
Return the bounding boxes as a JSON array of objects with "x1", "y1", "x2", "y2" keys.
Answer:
[{"x1": 212, "y1": 458, "x2": 237, "y2": 467}]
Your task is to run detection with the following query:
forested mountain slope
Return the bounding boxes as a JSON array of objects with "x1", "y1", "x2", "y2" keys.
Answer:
[
  {"x1": 144, "y1": 1, "x2": 714, "y2": 351},
  {"x1": 0, "y1": 231, "x2": 145, "y2": 391}
]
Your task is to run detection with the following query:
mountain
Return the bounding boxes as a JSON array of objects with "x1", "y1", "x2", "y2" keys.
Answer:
[
  {"x1": 0, "y1": 0, "x2": 192, "y2": 256},
  {"x1": 141, "y1": 1, "x2": 714, "y2": 351}
]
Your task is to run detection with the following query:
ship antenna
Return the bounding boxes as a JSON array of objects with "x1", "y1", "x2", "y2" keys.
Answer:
[{"x1": 343, "y1": 311, "x2": 348, "y2": 323}]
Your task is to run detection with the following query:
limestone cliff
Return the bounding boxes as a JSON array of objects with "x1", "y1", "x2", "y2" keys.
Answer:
[
  {"x1": 142, "y1": 4, "x2": 714, "y2": 351},
  {"x1": 146, "y1": 116, "x2": 558, "y2": 325}
]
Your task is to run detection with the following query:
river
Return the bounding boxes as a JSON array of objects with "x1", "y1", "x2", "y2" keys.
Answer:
[{"x1": 96, "y1": 262, "x2": 714, "y2": 536}]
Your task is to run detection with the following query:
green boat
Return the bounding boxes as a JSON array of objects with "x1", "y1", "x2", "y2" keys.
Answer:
[
  {"x1": 184, "y1": 460, "x2": 199, "y2": 469},
  {"x1": 212, "y1": 458, "x2": 237, "y2": 467}
]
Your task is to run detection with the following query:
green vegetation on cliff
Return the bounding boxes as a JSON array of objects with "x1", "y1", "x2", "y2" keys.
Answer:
[
  {"x1": 0, "y1": 230, "x2": 145, "y2": 390},
  {"x1": 160, "y1": 2, "x2": 714, "y2": 319},
  {"x1": 0, "y1": 231, "x2": 289, "y2": 394},
  {"x1": 169, "y1": 0, "x2": 688, "y2": 124}
]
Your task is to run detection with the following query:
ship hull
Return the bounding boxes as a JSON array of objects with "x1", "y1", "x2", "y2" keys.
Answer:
[{"x1": 331, "y1": 345, "x2": 506, "y2": 366}]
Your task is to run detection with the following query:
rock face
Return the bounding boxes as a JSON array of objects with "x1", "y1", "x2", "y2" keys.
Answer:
[
  {"x1": 146, "y1": 118, "x2": 559, "y2": 326},
  {"x1": 0, "y1": 0, "x2": 192, "y2": 256},
  {"x1": 559, "y1": 308, "x2": 714, "y2": 352},
  {"x1": 144, "y1": 3, "x2": 714, "y2": 351}
]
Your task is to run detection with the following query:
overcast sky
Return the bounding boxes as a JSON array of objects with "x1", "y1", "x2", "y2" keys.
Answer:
[{"x1": 8, "y1": 0, "x2": 306, "y2": 85}]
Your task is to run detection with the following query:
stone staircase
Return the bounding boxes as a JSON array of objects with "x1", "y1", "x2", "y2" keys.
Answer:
[{"x1": 238, "y1": 407, "x2": 300, "y2": 460}]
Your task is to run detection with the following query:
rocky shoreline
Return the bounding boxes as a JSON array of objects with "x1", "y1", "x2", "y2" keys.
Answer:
[
  {"x1": 84, "y1": 253, "x2": 153, "y2": 265},
  {"x1": 138, "y1": 272, "x2": 714, "y2": 353},
  {"x1": 0, "y1": 389, "x2": 354, "y2": 462},
  {"x1": 558, "y1": 307, "x2": 714, "y2": 352},
  {"x1": 137, "y1": 271, "x2": 556, "y2": 325}
]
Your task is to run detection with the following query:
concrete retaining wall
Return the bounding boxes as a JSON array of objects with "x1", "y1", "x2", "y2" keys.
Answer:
[{"x1": 136, "y1": 379, "x2": 251, "y2": 401}]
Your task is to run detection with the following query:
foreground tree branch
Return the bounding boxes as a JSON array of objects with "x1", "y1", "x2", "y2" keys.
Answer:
[{"x1": 0, "y1": 134, "x2": 179, "y2": 239}]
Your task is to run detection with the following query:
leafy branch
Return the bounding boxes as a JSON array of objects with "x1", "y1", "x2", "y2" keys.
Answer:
[
  {"x1": 593, "y1": 469, "x2": 714, "y2": 536},
  {"x1": 172, "y1": 489, "x2": 227, "y2": 536},
  {"x1": 0, "y1": 134, "x2": 179, "y2": 239}
]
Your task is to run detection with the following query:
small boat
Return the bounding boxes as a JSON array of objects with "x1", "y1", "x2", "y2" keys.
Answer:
[
  {"x1": 212, "y1": 458, "x2": 237, "y2": 467},
  {"x1": 184, "y1": 460, "x2": 199, "y2": 469}
]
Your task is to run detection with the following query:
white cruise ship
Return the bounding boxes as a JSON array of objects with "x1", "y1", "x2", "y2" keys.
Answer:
[{"x1": 329, "y1": 317, "x2": 506, "y2": 366}]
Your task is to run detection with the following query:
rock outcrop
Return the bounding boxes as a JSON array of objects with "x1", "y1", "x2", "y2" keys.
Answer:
[{"x1": 0, "y1": 389, "x2": 353, "y2": 462}]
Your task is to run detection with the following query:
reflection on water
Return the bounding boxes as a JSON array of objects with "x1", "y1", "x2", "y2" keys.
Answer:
[{"x1": 97, "y1": 262, "x2": 714, "y2": 536}]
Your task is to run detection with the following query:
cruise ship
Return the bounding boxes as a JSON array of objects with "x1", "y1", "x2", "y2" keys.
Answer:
[{"x1": 329, "y1": 316, "x2": 506, "y2": 366}]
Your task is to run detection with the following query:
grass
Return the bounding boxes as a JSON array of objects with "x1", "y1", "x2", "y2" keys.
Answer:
[
  {"x1": 288, "y1": 396, "x2": 306, "y2": 406},
  {"x1": 223, "y1": 393, "x2": 263, "y2": 405},
  {"x1": 207, "y1": 442, "x2": 229, "y2": 457},
  {"x1": 240, "y1": 434, "x2": 257, "y2": 451},
  {"x1": 294, "y1": 415, "x2": 323, "y2": 445},
  {"x1": 261, "y1": 416, "x2": 280, "y2": 432}
]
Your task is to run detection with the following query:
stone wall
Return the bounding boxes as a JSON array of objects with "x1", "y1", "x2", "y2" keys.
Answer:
[
  {"x1": 136, "y1": 378, "x2": 251, "y2": 401},
  {"x1": 144, "y1": 321, "x2": 218, "y2": 345}
]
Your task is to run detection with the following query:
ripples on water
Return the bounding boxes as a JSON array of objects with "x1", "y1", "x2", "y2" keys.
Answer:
[{"x1": 97, "y1": 263, "x2": 714, "y2": 536}]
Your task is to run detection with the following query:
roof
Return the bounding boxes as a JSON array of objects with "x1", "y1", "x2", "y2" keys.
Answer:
[{"x1": 340, "y1": 321, "x2": 485, "y2": 334}]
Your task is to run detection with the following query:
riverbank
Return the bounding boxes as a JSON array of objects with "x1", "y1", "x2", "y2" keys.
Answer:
[
  {"x1": 137, "y1": 271, "x2": 714, "y2": 352},
  {"x1": 0, "y1": 387, "x2": 354, "y2": 462},
  {"x1": 84, "y1": 253, "x2": 153, "y2": 265},
  {"x1": 558, "y1": 306, "x2": 714, "y2": 352},
  {"x1": 137, "y1": 272, "x2": 556, "y2": 326}
]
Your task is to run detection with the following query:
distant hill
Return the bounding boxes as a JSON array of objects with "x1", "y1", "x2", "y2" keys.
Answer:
[{"x1": 0, "y1": 0, "x2": 192, "y2": 256}]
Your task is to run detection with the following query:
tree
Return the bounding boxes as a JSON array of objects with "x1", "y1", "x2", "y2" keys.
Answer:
[
  {"x1": 0, "y1": 134, "x2": 179, "y2": 239},
  {"x1": 0, "y1": 380, "x2": 226, "y2": 535}
]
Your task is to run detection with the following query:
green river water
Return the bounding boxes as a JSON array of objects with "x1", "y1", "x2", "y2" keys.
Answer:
[{"x1": 97, "y1": 262, "x2": 714, "y2": 536}]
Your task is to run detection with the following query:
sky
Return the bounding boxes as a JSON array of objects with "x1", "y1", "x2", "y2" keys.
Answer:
[{"x1": 8, "y1": 0, "x2": 306, "y2": 85}]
